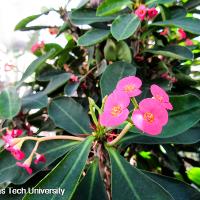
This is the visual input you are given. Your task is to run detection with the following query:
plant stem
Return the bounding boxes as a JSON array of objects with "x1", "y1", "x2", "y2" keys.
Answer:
[
  {"x1": 131, "y1": 98, "x2": 139, "y2": 109},
  {"x1": 21, "y1": 135, "x2": 85, "y2": 143},
  {"x1": 107, "y1": 123, "x2": 132, "y2": 146}
]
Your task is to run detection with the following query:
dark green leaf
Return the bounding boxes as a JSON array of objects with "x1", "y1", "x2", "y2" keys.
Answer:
[
  {"x1": 144, "y1": 171, "x2": 200, "y2": 200},
  {"x1": 72, "y1": 159, "x2": 108, "y2": 200},
  {"x1": 23, "y1": 137, "x2": 94, "y2": 200},
  {"x1": 186, "y1": 167, "x2": 200, "y2": 186},
  {"x1": 43, "y1": 73, "x2": 71, "y2": 94},
  {"x1": 78, "y1": 29, "x2": 110, "y2": 46},
  {"x1": 0, "y1": 140, "x2": 79, "y2": 184},
  {"x1": 111, "y1": 14, "x2": 140, "y2": 41},
  {"x1": 17, "y1": 49, "x2": 56, "y2": 86},
  {"x1": 0, "y1": 87, "x2": 21, "y2": 119},
  {"x1": 151, "y1": 18, "x2": 200, "y2": 35},
  {"x1": 116, "y1": 41, "x2": 132, "y2": 63},
  {"x1": 64, "y1": 82, "x2": 80, "y2": 96},
  {"x1": 97, "y1": 0, "x2": 132, "y2": 16},
  {"x1": 69, "y1": 9, "x2": 116, "y2": 25},
  {"x1": 146, "y1": 0, "x2": 175, "y2": 6},
  {"x1": 22, "y1": 92, "x2": 48, "y2": 109},
  {"x1": 100, "y1": 61, "x2": 137, "y2": 97},
  {"x1": 48, "y1": 97, "x2": 92, "y2": 134},
  {"x1": 184, "y1": 0, "x2": 200, "y2": 11},
  {"x1": 108, "y1": 148, "x2": 173, "y2": 200},
  {"x1": 144, "y1": 45, "x2": 194, "y2": 60}
]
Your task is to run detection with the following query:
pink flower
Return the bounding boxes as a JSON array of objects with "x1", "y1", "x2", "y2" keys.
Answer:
[
  {"x1": 10, "y1": 129, "x2": 23, "y2": 137},
  {"x1": 135, "y1": 5, "x2": 147, "y2": 21},
  {"x1": 147, "y1": 8, "x2": 158, "y2": 19},
  {"x1": 150, "y1": 84, "x2": 173, "y2": 110},
  {"x1": 116, "y1": 76, "x2": 142, "y2": 97},
  {"x1": 31, "y1": 41, "x2": 45, "y2": 53},
  {"x1": 70, "y1": 74, "x2": 79, "y2": 82},
  {"x1": 160, "y1": 27, "x2": 169, "y2": 36},
  {"x1": 2, "y1": 134, "x2": 14, "y2": 147},
  {"x1": 16, "y1": 162, "x2": 32, "y2": 175},
  {"x1": 99, "y1": 91, "x2": 130, "y2": 127},
  {"x1": 34, "y1": 153, "x2": 46, "y2": 164},
  {"x1": 7, "y1": 146, "x2": 25, "y2": 160},
  {"x1": 132, "y1": 98, "x2": 168, "y2": 135},
  {"x1": 178, "y1": 28, "x2": 186, "y2": 40},
  {"x1": 185, "y1": 38, "x2": 193, "y2": 46}
]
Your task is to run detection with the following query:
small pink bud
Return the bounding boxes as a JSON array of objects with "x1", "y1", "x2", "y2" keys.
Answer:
[
  {"x1": 160, "y1": 28, "x2": 169, "y2": 36},
  {"x1": 11, "y1": 129, "x2": 23, "y2": 137},
  {"x1": 7, "y1": 146, "x2": 25, "y2": 160},
  {"x1": 70, "y1": 74, "x2": 79, "y2": 82},
  {"x1": 185, "y1": 38, "x2": 193, "y2": 46},
  {"x1": 135, "y1": 5, "x2": 147, "y2": 21},
  {"x1": 31, "y1": 41, "x2": 45, "y2": 53},
  {"x1": 147, "y1": 8, "x2": 158, "y2": 19},
  {"x1": 16, "y1": 162, "x2": 33, "y2": 175},
  {"x1": 34, "y1": 153, "x2": 46, "y2": 164},
  {"x1": 178, "y1": 28, "x2": 186, "y2": 40}
]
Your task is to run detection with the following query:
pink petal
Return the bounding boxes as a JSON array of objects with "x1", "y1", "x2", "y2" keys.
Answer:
[
  {"x1": 99, "y1": 109, "x2": 129, "y2": 127},
  {"x1": 150, "y1": 84, "x2": 169, "y2": 102},
  {"x1": 162, "y1": 102, "x2": 173, "y2": 110}
]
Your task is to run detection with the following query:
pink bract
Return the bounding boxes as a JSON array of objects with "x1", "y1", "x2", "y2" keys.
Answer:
[
  {"x1": 16, "y1": 162, "x2": 33, "y2": 175},
  {"x1": 147, "y1": 8, "x2": 158, "y2": 19},
  {"x1": 132, "y1": 98, "x2": 168, "y2": 135},
  {"x1": 135, "y1": 5, "x2": 147, "y2": 21},
  {"x1": 8, "y1": 147, "x2": 25, "y2": 160},
  {"x1": 34, "y1": 153, "x2": 46, "y2": 164},
  {"x1": 178, "y1": 28, "x2": 186, "y2": 40},
  {"x1": 116, "y1": 76, "x2": 142, "y2": 97},
  {"x1": 99, "y1": 91, "x2": 130, "y2": 127},
  {"x1": 150, "y1": 84, "x2": 173, "y2": 110},
  {"x1": 185, "y1": 38, "x2": 193, "y2": 46}
]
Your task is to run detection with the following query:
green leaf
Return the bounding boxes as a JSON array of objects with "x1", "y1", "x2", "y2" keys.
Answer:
[
  {"x1": 64, "y1": 82, "x2": 80, "y2": 96},
  {"x1": 97, "y1": 0, "x2": 132, "y2": 16},
  {"x1": 22, "y1": 92, "x2": 48, "y2": 109},
  {"x1": 116, "y1": 41, "x2": 132, "y2": 63},
  {"x1": 108, "y1": 148, "x2": 173, "y2": 200},
  {"x1": 48, "y1": 97, "x2": 92, "y2": 134},
  {"x1": 146, "y1": 0, "x2": 175, "y2": 6},
  {"x1": 15, "y1": 10, "x2": 52, "y2": 31},
  {"x1": 78, "y1": 29, "x2": 110, "y2": 46},
  {"x1": 0, "y1": 87, "x2": 21, "y2": 119},
  {"x1": 184, "y1": 0, "x2": 200, "y2": 11},
  {"x1": 43, "y1": 73, "x2": 71, "y2": 94},
  {"x1": 0, "y1": 140, "x2": 79, "y2": 184},
  {"x1": 119, "y1": 126, "x2": 200, "y2": 146},
  {"x1": 23, "y1": 137, "x2": 94, "y2": 200},
  {"x1": 144, "y1": 171, "x2": 200, "y2": 200},
  {"x1": 17, "y1": 49, "x2": 56, "y2": 86},
  {"x1": 186, "y1": 167, "x2": 200, "y2": 186},
  {"x1": 111, "y1": 14, "x2": 140, "y2": 41},
  {"x1": 76, "y1": 0, "x2": 90, "y2": 9},
  {"x1": 72, "y1": 159, "x2": 108, "y2": 200},
  {"x1": 144, "y1": 45, "x2": 194, "y2": 60},
  {"x1": 69, "y1": 9, "x2": 116, "y2": 25},
  {"x1": 100, "y1": 61, "x2": 137, "y2": 97},
  {"x1": 151, "y1": 18, "x2": 200, "y2": 35}
]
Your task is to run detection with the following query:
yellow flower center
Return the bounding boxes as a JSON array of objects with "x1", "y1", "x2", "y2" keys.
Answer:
[
  {"x1": 144, "y1": 112, "x2": 154, "y2": 123},
  {"x1": 124, "y1": 84, "x2": 135, "y2": 92},
  {"x1": 155, "y1": 94, "x2": 163, "y2": 102},
  {"x1": 111, "y1": 105, "x2": 122, "y2": 116}
]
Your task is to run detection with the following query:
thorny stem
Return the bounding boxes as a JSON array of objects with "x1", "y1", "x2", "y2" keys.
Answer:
[
  {"x1": 131, "y1": 97, "x2": 139, "y2": 109},
  {"x1": 107, "y1": 123, "x2": 133, "y2": 146}
]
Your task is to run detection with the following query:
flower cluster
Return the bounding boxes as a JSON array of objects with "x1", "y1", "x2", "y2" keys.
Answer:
[
  {"x1": 2, "y1": 129, "x2": 46, "y2": 174},
  {"x1": 135, "y1": 5, "x2": 158, "y2": 21},
  {"x1": 100, "y1": 76, "x2": 173, "y2": 135}
]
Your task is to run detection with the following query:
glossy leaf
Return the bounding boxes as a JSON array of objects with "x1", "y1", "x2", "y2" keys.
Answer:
[
  {"x1": 0, "y1": 140, "x2": 79, "y2": 184},
  {"x1": 146, "y1": 0, "x2": 175, "y2": 6},
  {"x1": 72, "y1": 159, "x2": 108, "y2": 200},
  {"x1": 23, "y1": 137, "x2": 94, "y2": 200},
  {"x1": 97, "y1": 0, "x2": 132, "y2": 16},
  {"x1": 108, "y1": 148, "x2": 173, "y2": 200},
  {"x1": 144, "y1": 171, "x2": 200, "y2": 200},
  {"x1": 15, "y1": 10, "x2": 52, "y2": 31},
  {"x1": 22, "y1": 92, "x2": 48, "y2": 109},
  {"x1": 111, "y1": 14, "x2": 140, "y2": 41},
  {"x1": 48, "y1": 97, "x2": 92, "y2": 134},
  {"x1": 144, "y1": 45, "x2": 194, "y2": 60},
  {"x1": 118, "y1": 126, "x2": 200, "y2": 146},
  {"x1": 151, "y1": 18, "x2": 200, "y2": 35},
  {"x1": 64, "y1": 82, "x2": 80, "y2": 96},
  {"x1": 69, "y1": 9, "x2": 116, "y2": 25},
  {"x1": 78, "y1": 29, "x2": 110, "y2": 46},
  {"x1": 43, "y1": 73, "x2": 71, "y2": 94},
  {"x1": 100, "y1": 61, "x2": 137, "y2": 97},
  {"x1": 186, "y1": 167, "x2": 200, "y2": 186},
  {"x1": 0, "y1": 87, "x2": 21, "y2": 119},
  {"x1": 17, "y1": 49, "x2": 56, "y2": 86}
]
